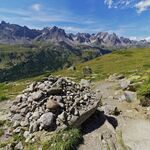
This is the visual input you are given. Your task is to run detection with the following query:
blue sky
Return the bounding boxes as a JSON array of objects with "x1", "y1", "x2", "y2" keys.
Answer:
[{"x1": 1, "y1": 0, "x2": 150, "y2": 39}]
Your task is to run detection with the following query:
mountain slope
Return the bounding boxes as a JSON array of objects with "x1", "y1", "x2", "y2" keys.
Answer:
[
  {"x1": 0, "y1": 43, "x2": 110, "y2": 82},
  {"x1": 54, "y1": 48, "x2": 150, "y2": 81}
]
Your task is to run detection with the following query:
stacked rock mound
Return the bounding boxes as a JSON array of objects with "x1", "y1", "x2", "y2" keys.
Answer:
[{"x1": 10, "y1": 76, "x2": 100, "y2": 134}]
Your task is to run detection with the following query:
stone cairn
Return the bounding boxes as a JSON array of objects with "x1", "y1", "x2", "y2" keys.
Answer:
[{"x1": 10, "y1": 76, "x2": 100, "y2": 137}]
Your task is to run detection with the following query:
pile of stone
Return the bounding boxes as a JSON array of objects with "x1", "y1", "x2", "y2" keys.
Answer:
[{"x1": 9, "y1": 76, "x2": 99, "y2": 135}]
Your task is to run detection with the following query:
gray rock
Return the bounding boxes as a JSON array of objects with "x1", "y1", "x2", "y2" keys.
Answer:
[
  {"x1": 30, "y1": 91, "x2": 43, "y2": 101},
  {"x1": 38, "y1": 112, "x2": 54, "y2": 128},
  {"x1": 80, "y1": 79, "x2": 90, "y2": 87},
  {"x1": 14, "y1": 141, "x2": 23, "y2": 150},
  {"x1": 23, "y1": 82, "x2": 36, "y2": 93},
  {"x1": 20, "y1": 107, "x2": 29, "y2": 115},
  {"x1": 13, "y1": 95, "x2": 22, "y2": 104},
  {"x1": 46, "y1": 99, "x2": 60, "y2": 110},
  {"x1": 23, "y1": 131, "x2": 30, "y2": 139},
  {"x1": 19, "y1": 102, "x2": 27, "y2": 109},
  {"x1": 29, "y1": 122, "x2": 39, "y2": 133},
  {"x1": 82, "y1": 66, "x2": 92, "y2": 77},
  {"x1": 118, "y1": 95, "x2": 126, "y2": 101},
  {"x1": 11, "y1": 114, "x2": 22, "y2": 122},
  {"x1": 119, "y1": 79, "x2": 130, "y2": 90},
  {"x1": 74, "y1": 109, "x2": 79, "y2": 116},
  {"x1": 10, "y1": 105, "x2": 20, "y2": 113},
  {"x1": 58, "y1": 112, "x2": 66, "y2": 122},
  {"x1": 124, "y1": 91, "x2": 137, "y2": 101},
  {"x1": 25, "y1": 112, "x2": 32, "y2": 120},
  {"x1": 23, "y1": 131, "x2": 34, "y2": 143},
  {"x1": 20, "y1": 120, "x2": 29, "y2": 127},
  {"x1": 47, "y1": 87, "x2": 63, "y2": 95},
  {"x1": 32, "y1": 112, "x2": 40, "y2": 120},
  {"x1": 38, "y1": 83, "x2": 46, "y2": 90},
  {"x1": 69, "y1": 99, "x2": 100, "y2": 127},
  {"x1": 13, "y1": 121, "x2": 20, "y2": 128},
  {"x1": 13, "y1": 127, "x2": 21, "y2": 133}
]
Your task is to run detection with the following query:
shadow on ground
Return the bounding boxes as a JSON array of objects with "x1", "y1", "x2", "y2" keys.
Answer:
[{"x1": 81, "y1": 110, "x2": 118, "y2": 135}]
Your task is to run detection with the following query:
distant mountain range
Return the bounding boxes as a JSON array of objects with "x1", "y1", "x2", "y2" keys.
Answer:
[{"x1": 0, "y1": 21, "x2": 149, "y2": 48}]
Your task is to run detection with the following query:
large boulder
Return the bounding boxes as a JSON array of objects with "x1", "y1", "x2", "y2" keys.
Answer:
[{"x1": 69, "y1": 100, "x2": 100, "y2": 127}]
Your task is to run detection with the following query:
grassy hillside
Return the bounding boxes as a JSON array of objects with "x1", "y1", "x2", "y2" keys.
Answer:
[
  {"x1": 54, "y1": 48, "x2": 150, "y2": 81},
  {"x1": 0, "y1": 43, "x2": 109, "y2": 82},
  {"x1": 0, "y1": 47, "x2": 150, "y2": 101}
]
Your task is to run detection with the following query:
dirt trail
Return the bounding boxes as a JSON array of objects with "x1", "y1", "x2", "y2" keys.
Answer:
[{"x1": 79, "y1": 80, "x2": 150, "y2": 150}]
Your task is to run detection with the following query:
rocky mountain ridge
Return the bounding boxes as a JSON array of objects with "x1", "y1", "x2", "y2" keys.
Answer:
[{"x1": 0, "y1": 21, "x2": 149, "y2": 48}]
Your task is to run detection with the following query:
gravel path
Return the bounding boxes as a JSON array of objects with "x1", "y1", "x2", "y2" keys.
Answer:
[{"x1": 79, "y1": 80, "x2": 150, "y2": 150}]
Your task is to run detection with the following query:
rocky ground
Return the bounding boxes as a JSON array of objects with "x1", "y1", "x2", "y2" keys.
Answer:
[
  {"x1": 0, "y1": 74, "x2": 150, "y2": 150},
  {"x1": 79, "y1": 75, "x2": 150, "y2": 150}
]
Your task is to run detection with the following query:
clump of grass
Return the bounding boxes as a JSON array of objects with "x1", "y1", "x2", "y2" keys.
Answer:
[
  {"x1": 0, "y1": 128, "x2": 4, "y2": 137},
  {"x1": 0, "y1": 95, "x2": 8, "y2": 102},
  {"x1": 0, "y1": 142, "x2": 7, "y2": 148},
  {"x1": 12, "y1": 132, "x2": 25, "y2": 142},
  {"x1": 42, "y1": 128, "x2": 82, "y2": 150},
  {"x1": 138, "y1": 81, "x2": 150, "y2": 98},
  {"x1": 138, "y1": 81, "x2": 150, "y2": 106},
  {"x1": 0, "y1": 120, "x2": 6, "y2": 127}
]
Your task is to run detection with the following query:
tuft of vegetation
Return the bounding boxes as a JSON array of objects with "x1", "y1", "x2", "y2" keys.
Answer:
[
  {"x1": 0, "y1": 128, "x2": 4, "y2": 137},
  {"x1": 0, "y1": 120, "x2": 6, "y2": 127},
  {"x1": 42, "y1": 128, "x2": 82, "y2": 150},
  {"x1": 0, "y1": 142, "x2": 7, "y2": 148},
  {"x1": 138, "y1": 80, "x2": 150, "y2": 106},
  {"x1": 138, "y1": 81, "x2": 150, "y2": 98},
  {"x1": 0, "y1": 95, "x2": 8, "y2": 102},
  {"x1": 12, "y1": 132, "x2": 25, "y2": 142}
]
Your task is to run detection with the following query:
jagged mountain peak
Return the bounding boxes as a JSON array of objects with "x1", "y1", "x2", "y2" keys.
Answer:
[{"x1": 0, "y1": 21, "x2": 149, "y2": 48}]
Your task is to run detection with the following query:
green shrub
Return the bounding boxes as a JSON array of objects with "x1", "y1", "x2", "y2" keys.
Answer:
[
  {"x1": 42, "y1": 128, "x2": 82, "y2": 150},
  {"x1": 138, "y1": 81, "x2": 150, "y2": 98}
]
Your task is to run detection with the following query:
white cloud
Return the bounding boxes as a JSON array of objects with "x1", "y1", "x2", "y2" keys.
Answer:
[
  {"x1": 104, "y1": 0, "x2": 150, "y2": 13},
  {"x1": 104, "y1": 0, "x2": 113, "y2": 8},
  {"x1": 61, "y1": 26, "x2": 103, "y2": 33},
  {"x1": 129, "y1": 36, "x2": 150, "y2": 41},
  {"x1": 135, "y1": 0, "x2": 150, "y2": 13},
  {"x1": 31, "y1": 4, "x2": 42, "y2": 11},
  {"x1": 145, "y1": 36, "x2": 150, "y2": 41}
]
